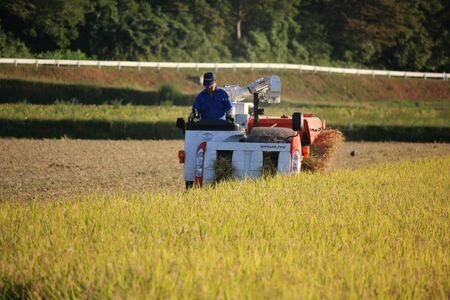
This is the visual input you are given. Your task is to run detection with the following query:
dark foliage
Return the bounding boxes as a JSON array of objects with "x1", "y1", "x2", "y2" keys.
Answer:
[{"x1": 0, "y1": 0, "x2": 448, "y2": 71}]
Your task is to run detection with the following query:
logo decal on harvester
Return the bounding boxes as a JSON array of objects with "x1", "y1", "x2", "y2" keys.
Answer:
[
  {"x1": 260, "y1": 145, "x2": 287, "y2": 150},
  {"x1": 201, "y1": 133, "x2": 214, "y2": 141}
]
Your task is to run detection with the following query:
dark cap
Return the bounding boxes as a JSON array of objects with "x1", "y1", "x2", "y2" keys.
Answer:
[{"x1": 203, "y1": 72, "x2": 216, "y2": 87}]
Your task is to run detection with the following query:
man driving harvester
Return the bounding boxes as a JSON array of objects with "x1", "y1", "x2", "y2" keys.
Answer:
[{"x1": 191, "y1": 72, "x2": 234, "y2": 122}]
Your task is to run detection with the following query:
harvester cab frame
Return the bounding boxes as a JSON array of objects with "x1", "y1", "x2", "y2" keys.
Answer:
[{"x1": 176, "y1": 75, "x2": 323, "y2": 189}]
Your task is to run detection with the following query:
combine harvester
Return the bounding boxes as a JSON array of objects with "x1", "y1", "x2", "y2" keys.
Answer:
[{"x1": 176, "y1": 75, "x2": 327, "y2": 189}]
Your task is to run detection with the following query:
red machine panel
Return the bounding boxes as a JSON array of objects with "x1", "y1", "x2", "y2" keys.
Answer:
[{"x1": 247, "y1": 114, "x2": 323, "y2": 145}]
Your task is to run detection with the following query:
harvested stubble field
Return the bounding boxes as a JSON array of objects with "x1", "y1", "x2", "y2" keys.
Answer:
[
  {"x1": 1, "y1": 138, "x2": 450, "y2": 201},
  {"x1": 0, "y1": 139, "x2": 183, "y2": 201}
]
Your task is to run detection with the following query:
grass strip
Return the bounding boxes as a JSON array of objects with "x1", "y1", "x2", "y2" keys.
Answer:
[{"x1": 1, "y1": 102, "x2": 449, "y2": 127}]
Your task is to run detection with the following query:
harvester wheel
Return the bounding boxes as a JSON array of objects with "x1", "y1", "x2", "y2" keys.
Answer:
[
  {"x1": 185, "y1": 181, "x2": 194, "y2": 190},
  {"x1": 292, "y1": 112, "x2": 304, "y2": 131}
]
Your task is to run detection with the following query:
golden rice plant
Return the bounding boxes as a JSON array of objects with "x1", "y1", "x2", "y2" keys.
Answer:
[{"x1": 0, "y1": 156, "x2": 449, "y2": 299}]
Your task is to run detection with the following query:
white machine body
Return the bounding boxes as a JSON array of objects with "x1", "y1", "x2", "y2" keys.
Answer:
[
  {"x1": 183, "y1": 128, "x2": 293, "y2": 183},
  {"x1": 222, "y1": 75, "x2": 281, "y2": 103},
  {"x1": 234, "y1": 102, "x2": 253, "y2": 129},
  {"x1": 183, "y1": 129, "x2": 244, "y2": 182}
]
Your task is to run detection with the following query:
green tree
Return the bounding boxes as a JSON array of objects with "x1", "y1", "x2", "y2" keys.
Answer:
[
  {"x1": 188, "y1": 0, "x2": 233, "y2": 61},
  {"x1": 151, "y1": 2, "x2": 224, "y2": 61},
  {"x1": 229, "y1": 0, "x2": 305, "y2": 63},
  {"x1": 295, "y1": 0, "x2": 334, "y2": 65},
  {"x1": 296, "y1": 0, "x2": 440, "y2": 70},
  {"x1": 0, "y1": 0, "x2": 447, "y2": 70},
  {"x1": 0, "y1": 0, "x2": 88, "y2": 52},
  {"x1": 0, "y1": 24, "x2": 31, "y2": 57},
  {"x1": 416, "y1": 0, "x2": 449, "y2": 71}
]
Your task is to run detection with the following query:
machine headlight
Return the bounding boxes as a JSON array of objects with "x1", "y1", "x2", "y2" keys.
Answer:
[
  {"x1": 291, "y1": 150, "x2": 301, "y2": 173},
  {"x1": 195, "y1": 148, "x2": 205, "y2": 177}
]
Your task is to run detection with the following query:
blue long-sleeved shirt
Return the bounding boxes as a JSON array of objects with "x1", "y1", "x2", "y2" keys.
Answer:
[{"x1": 192, "y1": 88, "x2": 233, "y2": 120}]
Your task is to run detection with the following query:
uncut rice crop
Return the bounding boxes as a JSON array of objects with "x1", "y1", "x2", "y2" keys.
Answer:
[{"x1": 1, "y1": 156, "x2": 449, "y2": 299}]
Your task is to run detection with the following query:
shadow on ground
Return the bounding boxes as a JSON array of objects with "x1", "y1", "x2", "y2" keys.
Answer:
[
  {"x1": 337, "y1": 125, "x2": 450, "y2": 142},
  {"x1": 0, "y1": 119, "x2": 183, "y2": 139},
  {"x1": 0, "y1": 79, "x2": 193, "y2": 106},
  {"x1": 0, "y1": 280, "x2": 33, "y2": 300},
  {"x1": 0, "y1": 119, "x2": 449, "y2": 142}
]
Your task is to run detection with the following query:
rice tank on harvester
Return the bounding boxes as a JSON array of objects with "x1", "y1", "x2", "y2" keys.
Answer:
[{"x1": 176, "y1": 75, "x2": 324, "y2": 189}]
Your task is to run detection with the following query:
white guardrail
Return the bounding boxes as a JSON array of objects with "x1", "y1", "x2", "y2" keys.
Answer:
[{"x1": 0, "y1": 58, "x2": 448, "y2": 80}]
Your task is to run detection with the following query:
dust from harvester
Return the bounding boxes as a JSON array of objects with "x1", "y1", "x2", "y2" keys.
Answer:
[{"x1": 302, "y1": 129, "x2": 344, "y2": 172}]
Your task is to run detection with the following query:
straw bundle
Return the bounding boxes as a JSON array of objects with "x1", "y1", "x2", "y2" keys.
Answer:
[{"x1": 302, "y1": 129, "x2": 344, "y2": 172}]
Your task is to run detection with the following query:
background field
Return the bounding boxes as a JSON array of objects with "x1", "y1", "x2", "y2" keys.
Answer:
[
  {"x1": 1, "y1": 156, "x2": 449, "y2": 298},
  {"x1": 2, "y1": 67, "x2": 450, "y2": 102},
  {"x1": 1, "y1": 66, "x2": 449, "y2": 141}
]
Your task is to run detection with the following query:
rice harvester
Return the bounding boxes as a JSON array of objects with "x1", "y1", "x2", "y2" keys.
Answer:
[{"x1": 176, "y1": 75, "x2": 324, "y2": 189}]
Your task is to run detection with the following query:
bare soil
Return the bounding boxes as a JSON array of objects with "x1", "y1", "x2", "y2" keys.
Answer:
[
  {"x1": 1, "y1": 139, "x2": 449, "y2": 201},
  {"x1": 0, "y1": 139, "x2": 184, "y2": 201},
  {"x1": 328, "y1": 141, "x2": 450, "y2": 171}
]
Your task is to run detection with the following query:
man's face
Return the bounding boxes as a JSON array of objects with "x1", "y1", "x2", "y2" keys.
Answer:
[{"x1": 205, "y1": 81, "x2": 216, "y2": 94}]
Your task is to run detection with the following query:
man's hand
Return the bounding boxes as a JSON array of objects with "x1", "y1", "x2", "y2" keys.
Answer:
[
  {"x1": 226, "y1": 114, "x2": 235, "y2": 123},
  {"x1": 189, "y1": 109, "x2": 201, "y2": 122},
  {"x1": 226, "y1": 107, "x2": 235, "y2": 123}
]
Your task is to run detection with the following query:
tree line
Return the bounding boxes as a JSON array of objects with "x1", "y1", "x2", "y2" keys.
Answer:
[{"x1": 0, "y1": 0, "x2": 448, "y2": 71}]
